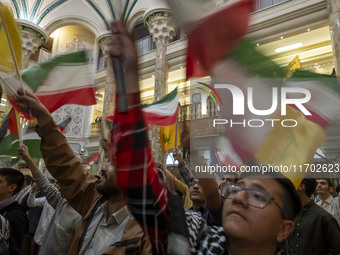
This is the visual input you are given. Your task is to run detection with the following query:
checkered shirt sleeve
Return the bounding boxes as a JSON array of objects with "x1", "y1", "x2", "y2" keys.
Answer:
[{"x1": 112, "y1": 92, "x2": 170, "y2": 254}]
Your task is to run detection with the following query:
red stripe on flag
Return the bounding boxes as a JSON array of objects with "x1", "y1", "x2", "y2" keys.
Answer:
[
  {"x1": 37, "y1": 86, "x2": 96, "y2": 113},
  {"x1": 8, "y1": 108, "x2": 19, "y2": 137},
  {"x1": 186, "y1": 0, "x2": 253, "y2": 78},
  {"x1": 143, "y1": 109, "x2": 178, "y2": 126}
]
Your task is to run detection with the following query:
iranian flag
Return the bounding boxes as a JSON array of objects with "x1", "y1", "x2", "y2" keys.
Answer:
[
  {"x1": 0, "y1": 125, "x2": 41, "y2": 158},
  {"x1": 3, "y1": 51, "x2": 96, "y2": 119},
  {"x1": 0, "y1": 107, "x2": 41, "y2": 158},
  {"x1": 87, "y1": 153, "x2": 100, "y2": 166},
  {"x1": 183, "y1": 0, "x2": 253, "y2": 78},
  {"x1": 284, "y1": 70, "x2": 340, "y2": 127},
  {"x1": 208, "y1": 40, "x2": 329, "y2": 185},
  {"x1": 143, "y1": 87, "x2": 178, "y2": 126}
]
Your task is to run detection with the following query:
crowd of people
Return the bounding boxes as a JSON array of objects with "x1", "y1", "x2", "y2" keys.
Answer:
[{"x1": 0, "y1": 20, "x2": 340, "y2": 255}]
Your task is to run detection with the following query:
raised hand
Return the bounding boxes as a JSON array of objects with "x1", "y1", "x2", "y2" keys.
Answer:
[
  {"x1": 109, "y1": 20, "x2": 139, "y2": 94},
  {"x1": 13, "y1": 88, "x2": 49, "y2": 118},
  {"x1": 18, "y1": 143, "x2": 31, "y2": 163}
]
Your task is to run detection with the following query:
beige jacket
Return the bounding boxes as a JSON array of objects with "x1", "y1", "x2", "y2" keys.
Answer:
[{"x1": 37, "y1": 119, "x2": 151, "y2": 255}]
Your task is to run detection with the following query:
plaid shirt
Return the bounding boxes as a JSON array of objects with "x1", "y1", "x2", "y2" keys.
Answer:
[
  {"x1": 112, "y1": 92, "x2": 170, "y2": 254},
  {"x1": 178, "y1": 161, "x2": 193, "y2": 187}
]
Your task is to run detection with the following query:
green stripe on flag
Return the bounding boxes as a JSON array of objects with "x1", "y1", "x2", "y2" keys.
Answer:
[
  {"x1": 144, "y1": 87, "x2": 178, "y2": 107},
  {"x1": 0, "y1": 133, "x2": 17, "y2": 155},
  {"x1": 290, "y1": 70, "x2": 340, "y2": 95},
  {"x1": 0, "y1": 134, "x2": 41, "y2": 158},
  {"x1": 231, "y1": 39, "x2": 285, "y2": 78},
  {"x1": 22, "y1": 50, "x2": 88, "y2": 91}
]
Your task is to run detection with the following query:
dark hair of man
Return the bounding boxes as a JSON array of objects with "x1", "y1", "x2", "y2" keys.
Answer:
[
  {"x1": 24, "y1": 175, "x2": 33, "y2": 186},
  {"x1": 336, "y1": 185, "x2": 340, "y2": 194},
  {"x1": 0, "y1": 168, "x2": 24, "y2": 195},
  {"x1": 239, "y1": 171, "x2": 301, "y2": 220},
  {"x1": 300, "y1": 177, "x2": 317, "y2": 197},
  {"x1": 316, "y1": 178, "x2": 333, "y2": 188}
]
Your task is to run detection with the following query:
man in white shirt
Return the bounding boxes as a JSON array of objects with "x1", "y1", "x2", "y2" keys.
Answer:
[{"x1": 316, "y1": 178, "x2": 340, "y2": 225}]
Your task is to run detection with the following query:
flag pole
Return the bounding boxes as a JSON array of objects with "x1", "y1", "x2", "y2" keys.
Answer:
[
  {"x1": 0, "y1": 77, "x2": 23, "y2": 143},
  {"x1": 0, "y1": 8, "x2": 32, "y2": 119},
  {"x1": 0, "y1": 9, "x2": 24, "y2": 90},
  {"x1": 111, "y1": 0, "x2": 128, "y2": 113}
]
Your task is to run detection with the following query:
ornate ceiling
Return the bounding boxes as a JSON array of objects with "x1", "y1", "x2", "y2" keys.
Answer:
[{"x1": 3, "y1": 0, "x2": 139, "y2": 34}]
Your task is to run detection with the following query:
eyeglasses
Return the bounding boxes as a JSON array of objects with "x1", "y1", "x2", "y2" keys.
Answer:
[
  {"x1": 189, "y1": 180, "x2": 200, "y2": 188},
  {"x1": 222, "y1": 184, "x2": 288, "y2": 219}
]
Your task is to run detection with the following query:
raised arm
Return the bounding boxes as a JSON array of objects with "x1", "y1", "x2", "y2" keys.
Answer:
[
  {"x1": 19, "y1": 144, "x2": 62, "y2": 209},
  {"x1": 109, "y1": 20, "x2": 169, "y2": 254},
  {"x1": 172, "y1": 148, "x2": 192, "y2": 186},
  {"x1": 27, "y1": 183, "x2": 45, "y2": 208},
  {"x1": 14, "y1": 89, "x2": 100, "y2": 217}
]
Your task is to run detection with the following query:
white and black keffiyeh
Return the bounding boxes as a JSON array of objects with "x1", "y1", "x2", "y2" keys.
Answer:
[{"x1": 186, "y1": 210, "x2": 227, "y2": 255}]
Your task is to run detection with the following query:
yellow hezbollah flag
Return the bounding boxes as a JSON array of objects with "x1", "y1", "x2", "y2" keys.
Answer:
[
  {"x1": 285, "y1": 55, "x2": 301, "y2": 78},
  {"x1": 160, "y1": 123, "x2": 181, "y2": 151},
  {"x1": 255, "y1": 106, "x2": 326, "y2": 188},
  {"x1": 0, "y1": 3, "x2": 22, "y2": 73}
]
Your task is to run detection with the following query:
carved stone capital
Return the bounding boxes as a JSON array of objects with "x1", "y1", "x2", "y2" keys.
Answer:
[
  {"x1": 97, "y1": 31, "x2": 113, "y2": 58},
  {"x1": 144, "y1": 10, "x2": 176, "y2": 45},
  {"x1": 17, "y1": 20, "x2": 47, "y2": 69}
]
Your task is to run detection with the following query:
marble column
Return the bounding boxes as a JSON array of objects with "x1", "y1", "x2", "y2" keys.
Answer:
[
  {"x1": 17, "y1": 20, "x2": 47, "y2": 69},
  {"x1": 145, "y1": 10, "x2": 176, "y2": 164},
  {"x1": 97, "y1": 32, "x2": 115, "y2": 169},
  {"x1": 327, "y1": 0, "x2": 340, "y2": 76}
]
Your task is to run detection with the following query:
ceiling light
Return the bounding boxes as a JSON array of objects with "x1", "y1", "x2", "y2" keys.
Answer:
[
  {"x1": 280, "y1": 36, "x2": 284, "y2": 39},
  {"x1": 307, "y1": 28, "x2": 310, "y2": 32},
  {"x1": 256, "y1": 43, "x2": 259, "y2": 46},
  {"x1": 275, "y1": 43, "x2": 302, "y2": 53}
]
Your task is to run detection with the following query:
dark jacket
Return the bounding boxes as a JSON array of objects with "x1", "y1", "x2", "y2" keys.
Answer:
[
  {"x1": 288, "y1": 200, "x2": 340, "y2": 255},
  {"x1": 0, "y1": 201, "x2": 28, "y2": 255}
]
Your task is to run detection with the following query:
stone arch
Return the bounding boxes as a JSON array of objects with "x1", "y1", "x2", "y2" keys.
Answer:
[
  {"x1": 43, "y1": 16, "x2": 102, "y2": 37},
  {"x1": 127, "y1": 10, "x2": 146, "y2": 32}
]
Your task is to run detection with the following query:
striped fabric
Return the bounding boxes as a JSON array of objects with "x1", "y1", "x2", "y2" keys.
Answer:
[
  {"x1": 3, "y1": 51, "x2": 96, "y2": 119},
  {"x1": 113, "y1": 92, "x2": 170, "y2": 254}
]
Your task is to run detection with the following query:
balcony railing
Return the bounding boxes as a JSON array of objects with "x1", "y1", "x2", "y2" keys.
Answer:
[
  {"x1": 135, "y1": 36, "x2": 156, "y2": 55},
  {"x1": 178, "y1": 102, "x2": 219, "y2": 121},
  {"x1": 254, "y1": 0, "x2": 288, "y2": 11}
]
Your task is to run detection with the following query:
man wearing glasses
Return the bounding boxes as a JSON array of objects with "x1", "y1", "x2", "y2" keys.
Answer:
[{"x1": 187, "y1": 171, "x2": 301, "y2": 255}]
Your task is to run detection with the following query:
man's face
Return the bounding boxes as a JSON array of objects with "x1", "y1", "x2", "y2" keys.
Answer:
[
  {"x1": 96, "y1": 163, "x2": 120, "y2": 198},
  {"x1": 189, "y1": 178, "x2": 206, "y2": 203},
  {"x1": 222, "y1": 178, "x2": 289, "y2": 244},
  {"x1": 316, "y1": 179, "x2": 332, "y2": 196},
  {"x1": 220, "y1": 174, "x2": 236, "y2": 188},
  {"x1": 0, "y1": 175, "x2": 15, "y2": 201}
]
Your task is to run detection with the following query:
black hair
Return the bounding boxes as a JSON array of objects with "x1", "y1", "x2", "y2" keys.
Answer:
[
  {"x1": 336, "y1": 185, "x2": 340, "y2": 194},
  {"x1": 239, "y1": 171, "x2": 302, "y2": 220},
  {"x1": 316, "y1": 178, "x2": 333, "y2": 188},
  {"x1": 0, "y1": 168, "x2": 24, "y2": 195},
  {"x1": 300, "y1": 177, "x2": 316, "y2": 197},
  {"x1": 24, "y1": 175, "x2": 33, "y2": 186}
]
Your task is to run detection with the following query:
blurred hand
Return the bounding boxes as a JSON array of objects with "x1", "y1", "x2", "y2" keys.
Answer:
[
  {"x1": 100, "y1": 138, "x2": 110, "y2": 151},
  {"x1": 172, "y1": 148, "x2": 183, "y2": 162},
  {"x1": 30, "y1": 182, "x2": 39, "y2": 193},
  {"x1": 18, "y1": 143, "x2": 31, "y2": 162},
  {"x1": 13, "y1": 88, "x2": 49, "y2": 118},
  {"x1": 109, "y1": 20, "x2": 139, "y2": 94}
]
